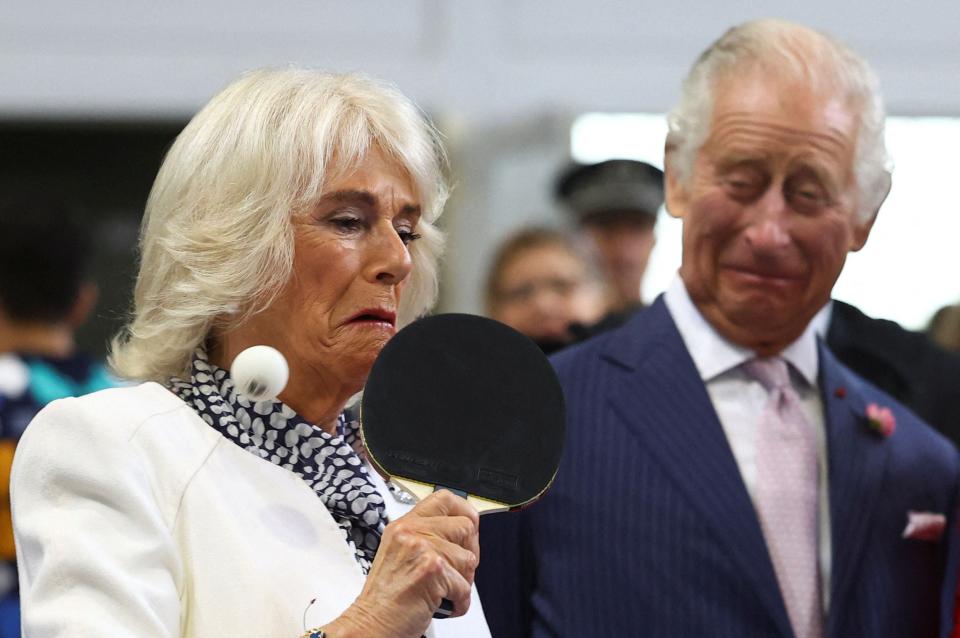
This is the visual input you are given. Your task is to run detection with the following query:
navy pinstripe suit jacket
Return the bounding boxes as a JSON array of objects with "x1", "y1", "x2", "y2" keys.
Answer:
[{"x1": 477, "y1": 297, "x2": 960, "y2": 638}]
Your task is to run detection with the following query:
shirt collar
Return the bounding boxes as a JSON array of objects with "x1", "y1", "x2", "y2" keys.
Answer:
[
  {"x1": 663, "y1": 275, "x2": 820, "y2": 387},
  {"x1": 811, "y1": 300, "x2": 833, "y2": 338}
]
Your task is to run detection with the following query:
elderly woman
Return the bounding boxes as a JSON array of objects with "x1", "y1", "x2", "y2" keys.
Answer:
[{"x1": 11, "y1": 69, "x2": 490, "y2": 637}]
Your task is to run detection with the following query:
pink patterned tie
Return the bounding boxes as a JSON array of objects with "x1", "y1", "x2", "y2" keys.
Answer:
[{"x1": 744, "y1": 357, "x2": 823, "y2": 638}]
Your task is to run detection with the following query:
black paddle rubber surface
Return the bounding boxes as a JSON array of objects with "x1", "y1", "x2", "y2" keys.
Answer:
[{"x1": 361, "y1": 313, "x2": 565, "y2": 509}]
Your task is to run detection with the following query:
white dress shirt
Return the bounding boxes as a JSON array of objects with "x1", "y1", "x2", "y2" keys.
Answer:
[{"x1": 663, "y1": 276, "x2": 832, "y2": 609}]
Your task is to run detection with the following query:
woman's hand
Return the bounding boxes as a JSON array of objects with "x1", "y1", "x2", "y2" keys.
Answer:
[{"x1": 325, "y1": 489, "x2": 480, "y2": 637}]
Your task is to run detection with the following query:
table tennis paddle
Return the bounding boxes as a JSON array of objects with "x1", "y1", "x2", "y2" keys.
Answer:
[{"x1": 360, "y1": 313, "x2": 565, "y2": 617}]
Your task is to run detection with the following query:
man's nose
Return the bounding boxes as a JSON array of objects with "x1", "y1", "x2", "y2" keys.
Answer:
[{"x1": 745, "y1": 189, "x2": 791, "y2": 251}]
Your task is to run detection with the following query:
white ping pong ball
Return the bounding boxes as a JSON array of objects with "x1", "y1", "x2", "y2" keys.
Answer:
[{"x1": 230, "y1": 345, "x2": 289, "y2": 401}]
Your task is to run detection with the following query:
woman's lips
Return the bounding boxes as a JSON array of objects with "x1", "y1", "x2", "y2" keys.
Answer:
[{"x1": 346, "y1": 309, "x2": 397, "y2": 329}]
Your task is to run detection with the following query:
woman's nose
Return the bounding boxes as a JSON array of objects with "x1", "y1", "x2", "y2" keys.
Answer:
[{"x1": 367, "y1": 224, "x2": 413, "y2": 285}]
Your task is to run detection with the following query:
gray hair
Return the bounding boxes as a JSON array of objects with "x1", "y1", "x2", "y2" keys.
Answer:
[
  {"x1": 666, "y1": 19, "x2": 891, "y2": 222},
  {"x1": 110, "y1": 68, "x2": 449, "y2": 382}
]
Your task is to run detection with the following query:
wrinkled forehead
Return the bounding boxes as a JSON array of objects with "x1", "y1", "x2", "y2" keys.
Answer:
[
  {"x1": 706, "y1": 67, "x2": 861, "y2": 172},
  {"x1": 715, "y1": 60, "x2": 859, "y2": 127},
  {"x1": 297, "y1": 144, "x2": 422, "y2": 212},
  {"x1": 331, "y1": 144, "x2": 415, "y2": 183}
]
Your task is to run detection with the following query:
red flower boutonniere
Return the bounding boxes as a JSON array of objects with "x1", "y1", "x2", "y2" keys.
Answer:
[{"x1": 866, "y1": 402, "x2": 896, "y2": 438}]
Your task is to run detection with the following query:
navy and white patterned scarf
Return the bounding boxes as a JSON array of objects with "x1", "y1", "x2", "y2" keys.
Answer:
[{"x1": 168, "y1": 349, "x2": 388, "y2": 573}]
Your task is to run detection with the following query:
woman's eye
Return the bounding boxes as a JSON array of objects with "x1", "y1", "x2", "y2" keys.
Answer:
[
  {"x1": 329, "y1": 216, "x2": 364, "y2": 233},
  {"x1": 397, "y1": 228, "x2": 423, "y2": 246}
]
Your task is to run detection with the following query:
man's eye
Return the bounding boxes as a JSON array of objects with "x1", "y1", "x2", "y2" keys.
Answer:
[
  {"x1": 721, "y1": 169, "x2": 765, "y2": 198},
  {"x1": 786, "y1": 181, "x2": 830, "y2": 211},
  {"x1": 797, "y1": 190, "x2": 824, "y2": 202}
]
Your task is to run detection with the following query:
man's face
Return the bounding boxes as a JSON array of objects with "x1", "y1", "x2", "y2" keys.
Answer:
[
  {"x1": 666, "y1": 70, "x2": 874, "y2": 354},
  {"x1": 583, "y1": 218, "x2": 656, "y2": 310}
]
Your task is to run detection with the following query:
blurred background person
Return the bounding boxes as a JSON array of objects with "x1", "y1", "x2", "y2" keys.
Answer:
[
  {"x1": 0, "y1": 197, "x2": 115, "y2": 638},
  {"x1": 823, "y1": 299, "x2": 960, "y2": 445},
  {"x1": 485, "y1": 227, "x2": 608, "y2": 353},
  {"x1": 928, "y1": 303, "x2": 960, "y2": 351},
  {"x1": 554, "y1": 159, "x2": 664, "y2": 323},
  {"x1": 11, "y1": 69, "x2": 489, "y2": 637}
]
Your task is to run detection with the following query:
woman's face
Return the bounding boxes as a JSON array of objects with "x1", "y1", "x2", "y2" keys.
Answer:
[
  {"x1": 491, "y1": 243, "x2": 607, "y2": 343},
  {"x1": 219, "y1": 147, "x2": 421, "y2": 405}
]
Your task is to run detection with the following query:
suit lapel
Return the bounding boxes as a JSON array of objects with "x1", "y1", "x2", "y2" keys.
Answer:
[
  {"x1": 601, "y1": 300, "x2": 793, "y2": 638},
  {"x1": 820, "y1": 344, "x2": 891, "y2": 636}
]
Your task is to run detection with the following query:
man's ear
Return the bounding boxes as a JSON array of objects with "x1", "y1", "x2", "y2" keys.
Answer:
[
  {"x1": 664, "y1": 143, "x2": 689, "y2": 220},
  {"x1": 850, "y1": 170, "x2": 891, "y2": 252}
]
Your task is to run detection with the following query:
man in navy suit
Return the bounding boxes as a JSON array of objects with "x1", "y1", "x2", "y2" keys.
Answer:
[{"x1": 477, "y1": 18, "x2": 960, "y2": 638}]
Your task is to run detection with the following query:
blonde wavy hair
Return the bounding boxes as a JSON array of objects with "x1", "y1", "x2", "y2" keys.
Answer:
[{"x1": 110, "y1": 68, "x2": 449, "y2": 382}]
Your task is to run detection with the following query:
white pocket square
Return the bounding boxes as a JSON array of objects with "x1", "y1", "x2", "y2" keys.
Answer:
[{"x1": 901, "y1": 511, "x2": 946, "y2": 541}]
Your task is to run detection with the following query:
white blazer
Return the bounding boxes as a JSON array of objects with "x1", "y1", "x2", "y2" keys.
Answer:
[{"x1": 11, "y1": 383, "x2": 490, "y2": 637}]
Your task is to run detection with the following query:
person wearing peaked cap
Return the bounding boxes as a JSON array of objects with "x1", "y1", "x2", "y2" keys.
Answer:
[{"x1": 555, "y1": 159, "x2": 664, "y2": 314}]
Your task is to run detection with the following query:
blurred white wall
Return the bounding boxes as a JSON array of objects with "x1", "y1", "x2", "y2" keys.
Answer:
[
  {"x1": 3, "y1": 1, "x2": 958, "y2": 118},
  {"x1": 4, "y1": 1, "x2": 958, "y2": 322}
]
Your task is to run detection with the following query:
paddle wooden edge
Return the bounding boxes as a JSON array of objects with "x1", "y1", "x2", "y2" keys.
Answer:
[{"x1": 391, "y1": 477, "x2": 511, "y2": 515}]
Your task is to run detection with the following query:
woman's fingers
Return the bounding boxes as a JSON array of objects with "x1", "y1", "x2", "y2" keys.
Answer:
[
  {"x1": 436, "y1": 556, "x2": 473, "y2": 617},
  {"x1": 432, "y1": 535, "x2": 479, "y2": 583},
  {"x1": 381, "y1": 515, "x2": 478, "y2": 581},
  {"x1": 411, "y1": 488, "x2": 480, "y2": 525},
  {"x1": 346, "y1": 490, "x2": 481, "y2": 635},
  {"x1": 409, "y1": 489, "x2": 481, "y2": 562},
  {"x1": 419, "y1": 514, "x2": 478, "y2": 550}
]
